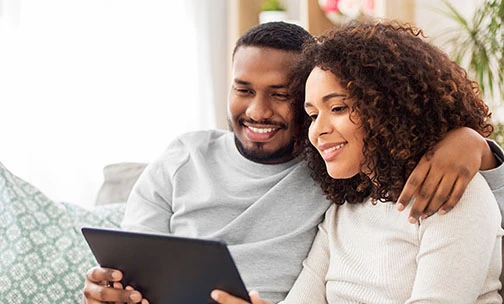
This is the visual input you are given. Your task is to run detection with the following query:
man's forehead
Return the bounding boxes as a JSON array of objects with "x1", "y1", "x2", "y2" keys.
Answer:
[
  {"x1": 233, "y1": 46, "x2": 299, "y2": 65},
  {"x1": 232, "y1": 46, "x2": 299, "y2": 82}
]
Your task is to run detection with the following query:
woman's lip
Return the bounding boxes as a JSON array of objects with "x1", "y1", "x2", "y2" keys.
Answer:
[{"x1": 319, "y1": 142, "x2": 347, "y2": 161}]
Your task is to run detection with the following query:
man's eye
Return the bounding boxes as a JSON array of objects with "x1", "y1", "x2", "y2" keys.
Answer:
[
  {"x1": 272, "y1": 93, "x2": 290, "y2": 101},
  {"x1": 234, "y1": 87, "x2": 252, "y2": 95}
]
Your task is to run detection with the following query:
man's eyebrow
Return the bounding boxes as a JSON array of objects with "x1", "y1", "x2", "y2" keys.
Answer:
[
  {"x1": 233, "y1": 79, "x2": 288, "y2": 89},
  {"x1": 270, "y1": 84, "x2": 289, "y2": 89},
  {"x1": 305, "y1": 92, "x2": 347, "y2": 108},
  {"x1": 234, "y1": 79, "x2": 250, "y2": 85}
]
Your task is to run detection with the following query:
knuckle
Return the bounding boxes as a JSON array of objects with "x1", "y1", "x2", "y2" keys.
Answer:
[
  {"x1": 450, "y1": 191, "x2": 463, "y2": 202},
  {"x1": 418, "y1": 190, "x2": 430, "y2": 199},
  {"x1": 122, "y1": 293, "x2": 135, "y2": 303},
  {"x1": 434, "y1": 193, "x2": 450, "y2": 203},
  {"x1": 443, "y1": 200, "x2": 457, "y2": 209},
  {"x1": 83, "y1": 288, "x2": 92, "y2": 299},
  {"x1": 407, "y1": 176, "x2": 420, "y2": 187},
  {"x1": 424, "y1": 150, "x2": 435, "y2": 161},
  {"x1": 96, "y1": 288, "x2": 107, "y2": 301},
  {"x1": 398, "y1": 197, "x2": 409, "y2": 206},
  {"x1": 458, "y1": 166, "x2": 472, "y2": 178},
  {"x1": 423, "y1": 208, "x2": 435, "y2": 216},
  {"x1": 410, "y1": 209, "x2": 421, "y2": 219},
  {"x1": 85, "y1": 267, "x2": 96, "y2": 280}
]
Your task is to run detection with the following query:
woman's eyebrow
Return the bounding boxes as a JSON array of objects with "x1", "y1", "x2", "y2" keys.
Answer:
[{"x1": 322, "y1": 92, "x2": 346, "y2": 102}]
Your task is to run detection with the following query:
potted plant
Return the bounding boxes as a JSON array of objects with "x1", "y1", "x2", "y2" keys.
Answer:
[
  {"x1": 433, "y1": 0, "x2": 504, "y2": 147},
  {"x1": 259, "y1": 0, "x2": 288, "y2": 24}
]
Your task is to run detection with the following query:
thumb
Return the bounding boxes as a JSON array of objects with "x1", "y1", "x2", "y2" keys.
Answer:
[{"x1": 248, "y1": 290, "x2": 269, "y2": 304}]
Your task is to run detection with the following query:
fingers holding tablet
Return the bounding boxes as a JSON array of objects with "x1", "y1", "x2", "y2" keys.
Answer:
[
  {"x1": 211, "y1": 290, "x2": 272, "y2": 304},
  {"x1": 83, "y1": 266, "x2": 144, "y2": 304}
]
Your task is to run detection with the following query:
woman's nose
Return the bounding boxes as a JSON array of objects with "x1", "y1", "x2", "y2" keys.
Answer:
[{"x1": 312, "y1": 113, "x2": 332, "y2": 137}]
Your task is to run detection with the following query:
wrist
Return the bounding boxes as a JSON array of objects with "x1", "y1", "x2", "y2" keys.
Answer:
[{"x1": 480, "y1": 139, "x2": 498, "y2": 170}]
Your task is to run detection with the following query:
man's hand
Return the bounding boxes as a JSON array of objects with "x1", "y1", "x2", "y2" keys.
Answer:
[
  {"x1": 211, "y1": 290, "x2": 273, "y2": 304},
  {"x1": 83, "y1": 266, "x2": 148, "y2": 304},
  {"x1": 397, "y1": 127, "x2": 497, "y2": 224}
]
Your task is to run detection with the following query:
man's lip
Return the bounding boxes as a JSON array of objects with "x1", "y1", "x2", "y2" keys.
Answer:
[
  {"x1": 246, "y1": 125, "x2": 280, "y2": 133},
  {"x1": 242, "y1": 121, "x2": 284, "y2": 130},
  {"x1": 244, "y1": 125, "x2": 280, "y2": 141}
]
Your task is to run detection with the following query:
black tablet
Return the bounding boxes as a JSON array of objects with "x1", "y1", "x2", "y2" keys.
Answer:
[{"x1": 81, "y1": 227, "x2": 250, "y2": 304}]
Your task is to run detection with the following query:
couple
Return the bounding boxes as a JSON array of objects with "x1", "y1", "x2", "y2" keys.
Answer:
[{"x1": 83, "y1": 20, "x2": 504, "y2": 303}]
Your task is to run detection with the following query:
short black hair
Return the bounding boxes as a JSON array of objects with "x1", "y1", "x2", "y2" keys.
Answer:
[{"x1": 232, "y1": 21, "x2": 313, "y2": 59}]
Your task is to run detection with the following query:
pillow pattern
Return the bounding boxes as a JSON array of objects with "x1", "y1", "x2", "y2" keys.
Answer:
[{"x1": 0, "y1": 162, "x2": 124, "y2": 304}]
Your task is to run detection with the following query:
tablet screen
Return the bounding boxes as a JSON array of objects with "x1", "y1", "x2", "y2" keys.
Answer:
[{"x1": 82, "y1": 227, "x2": 251, "y2": 303}]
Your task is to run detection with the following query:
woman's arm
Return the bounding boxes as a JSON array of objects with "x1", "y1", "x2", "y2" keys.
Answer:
[{"x1": 406, "y1": 173, "x2": 503, "y2": 303}]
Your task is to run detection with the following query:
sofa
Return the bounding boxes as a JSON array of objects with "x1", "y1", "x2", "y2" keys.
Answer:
[
  {"x1": 1, "y1": 160, "x2": 503, "y2": 303},
  {"x1": 0, "y1": 161, "x2": 144, "y2": 304}
]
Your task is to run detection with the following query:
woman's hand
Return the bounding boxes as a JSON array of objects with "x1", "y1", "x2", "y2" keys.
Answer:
[
  {"x1": 397, "y1": 127, "x2": 497, "y2": 224},
  {"x1": 210, "y1": 290, "x2": 273, "y2": 304}
]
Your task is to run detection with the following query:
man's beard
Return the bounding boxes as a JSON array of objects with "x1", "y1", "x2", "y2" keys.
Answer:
[{"x1": 234, "y1": 136, "x2": 294, "y2": 164}]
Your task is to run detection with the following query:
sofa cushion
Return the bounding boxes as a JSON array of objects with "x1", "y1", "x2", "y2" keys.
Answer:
[
  {"x1": 95, "y1": 162, "x2": 147, "y2": 205},
  {"x1": 0, "y1": 162, "x2": 124, "y2": 304}
]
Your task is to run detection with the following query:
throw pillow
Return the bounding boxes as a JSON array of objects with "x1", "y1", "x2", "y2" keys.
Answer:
[{"x1": 0, "y1": 162, "x2": 124, "y2": 304}]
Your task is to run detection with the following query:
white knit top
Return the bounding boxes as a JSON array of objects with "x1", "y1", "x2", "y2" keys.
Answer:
[{"x1": 282, "y1": 173, "x2": 503, "y2": 303}]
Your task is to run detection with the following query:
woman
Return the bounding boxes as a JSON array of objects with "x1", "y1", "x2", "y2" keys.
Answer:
[{"x1": 212, "y1": 19, "x2": 503, "y2": 303}]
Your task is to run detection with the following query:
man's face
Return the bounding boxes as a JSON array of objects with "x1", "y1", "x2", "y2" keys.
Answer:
[{"x1": 228, "y1": 46, "x2": 299, "y2": 164}]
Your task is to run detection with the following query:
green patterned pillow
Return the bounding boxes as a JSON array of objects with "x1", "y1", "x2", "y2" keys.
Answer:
[{"x1": 0, "y1": 162, "x2": 125, "y2": 304}]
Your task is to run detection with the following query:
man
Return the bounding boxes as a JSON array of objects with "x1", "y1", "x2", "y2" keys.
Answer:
[{"x1": 83, "y1": 22, "x2": 504, "y2": 304}]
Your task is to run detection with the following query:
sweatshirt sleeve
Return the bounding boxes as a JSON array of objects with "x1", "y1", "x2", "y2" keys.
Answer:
[
  {"x1": 121, "y1": 138, "x2": 188, "y2": 234},
  {"x1": 480, "y1": 140, "x2": 504, "y2": 227},
  {"x1": 279, "y1": 205, "x2": 335, "y2": 304},
  {"x1": 406, "y1": 173, "x2": 503, "y2": 303}
]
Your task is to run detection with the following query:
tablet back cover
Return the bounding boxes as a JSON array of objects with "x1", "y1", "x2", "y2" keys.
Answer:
[{"x1": 82, "y1": 227, "x2": 250, "y2": 304}]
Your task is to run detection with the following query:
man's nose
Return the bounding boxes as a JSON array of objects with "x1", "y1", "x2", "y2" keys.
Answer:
[{"x1": 245, "y1": 95, "x2": 274, "y2": 121}]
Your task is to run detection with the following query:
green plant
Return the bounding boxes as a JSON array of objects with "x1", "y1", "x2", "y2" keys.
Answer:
[
  {"x1": 261, "y1": 0, "x2": 286, "y2": 11},
  {"x1": 490, "y1": 122, "x2": 504, "y2": 148},
  {"x1": 433, "y1": 0, "x2": 504, "y2": 148},
  {"x1": 434, "y1": 0, "x2": 503, "y2": 105}
]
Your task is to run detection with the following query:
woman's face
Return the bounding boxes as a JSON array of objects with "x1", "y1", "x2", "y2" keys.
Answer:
[{"x1": 304, "y1": 67, "x2": 365, "y2": 179}]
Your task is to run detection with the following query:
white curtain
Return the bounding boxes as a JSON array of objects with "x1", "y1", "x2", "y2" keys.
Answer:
[
  {"x1": 184, "y1": 0, "x2": 229, "y2": 130},
  {"x1": 0, "y1": 0, "x2": 227, "y2": 208}
]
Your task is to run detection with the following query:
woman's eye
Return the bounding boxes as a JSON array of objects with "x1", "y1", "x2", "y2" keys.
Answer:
[
  {"x1": 307, "y1": 113, "x2": 318, "y2": 121},
  {"x1": 332, "y1": 105, "x2": 348, "y2": 113}
]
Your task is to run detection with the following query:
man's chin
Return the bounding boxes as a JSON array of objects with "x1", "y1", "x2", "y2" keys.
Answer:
[{"x1": 234, "y1": 136, "x2": 295, "y2": 164}]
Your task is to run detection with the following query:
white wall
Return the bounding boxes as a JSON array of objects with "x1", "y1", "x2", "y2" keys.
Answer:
[
  {"x1": 0, "y1": 0, "x2": 216, "y2": 209},
  {"x1": 414, "y1": 0, "x2": 482, "y2": 47}
]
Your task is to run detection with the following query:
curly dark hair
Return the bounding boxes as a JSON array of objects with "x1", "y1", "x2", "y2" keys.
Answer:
[{"x1": 290, "y1": 19, "x2": 494, "y2": 205}]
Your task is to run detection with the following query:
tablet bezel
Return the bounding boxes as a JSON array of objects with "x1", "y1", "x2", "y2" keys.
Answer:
[{"x1": 81, "y1": 227, "x2": 251, "y2": 303}]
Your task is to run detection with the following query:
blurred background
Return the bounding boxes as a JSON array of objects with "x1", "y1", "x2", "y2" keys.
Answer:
[{"x1": 0, "y1": 0, "x2": 501, "y2": 209}]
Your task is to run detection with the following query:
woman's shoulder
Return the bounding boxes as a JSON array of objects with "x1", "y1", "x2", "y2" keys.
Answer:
[{"x1": 419, "y1": 172, "x2": 501, "y2": 230}]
